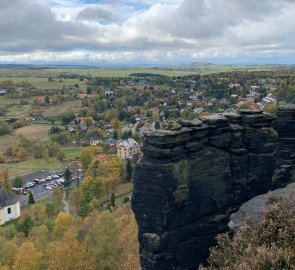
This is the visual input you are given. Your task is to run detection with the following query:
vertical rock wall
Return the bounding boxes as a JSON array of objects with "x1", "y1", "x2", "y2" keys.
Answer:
[
  {"x1": 273, "y1": 104, "x2": 295, "y2": 188},
  {"x1": 132, "y1": 108, "x2": 291, "y2": 270}
]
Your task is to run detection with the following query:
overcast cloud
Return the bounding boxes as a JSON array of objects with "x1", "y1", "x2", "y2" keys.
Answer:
[{"x1": 0, "y1": 0, "x2": 294, "y2": 64}]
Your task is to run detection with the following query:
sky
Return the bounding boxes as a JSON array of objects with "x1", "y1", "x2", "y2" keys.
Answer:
[{"x1": 0, "y1": 0, "x2": 295, "y2": 66}]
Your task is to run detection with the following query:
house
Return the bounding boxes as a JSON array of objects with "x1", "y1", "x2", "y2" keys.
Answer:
[
  {"x1": 0, "y1": 89, "x2": 6, "y2": 96},
  {"x1": 67, "y1": 125, "x2": 78, "y2": 132},
  {"x1": 78, "y1": 124, "x2": 88, "y2": 133},
  {"x1": 103, "y1": 138, "x2": 117, "y2": 147},
  {"x1": 262, "y1": 94, "x2": 277, "y2": 105},
  {"x1": 31, "y1": 114, "x2": 43, "y2": 121},
  {"x1": 117, "y1": 138, "x2": 140, "y2": 159},
  {"x1": 90, "y1": 136, "x2": 101, "y2": 146},
  {"x1": 0, "y1": 190, "x2": 20, "y2": 225},
  {"x1": 104, "y1": 88, "x2": 114, "y2": 96}
]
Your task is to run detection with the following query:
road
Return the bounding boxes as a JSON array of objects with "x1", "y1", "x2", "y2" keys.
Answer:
[{"x1": 15, "y1": 169, "x2": 83, "y2": 208}]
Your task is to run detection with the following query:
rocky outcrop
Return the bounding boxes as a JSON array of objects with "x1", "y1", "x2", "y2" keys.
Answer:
[
  {"x1": 132, "y1": 106, "x2": 295, "y2": 270},
  {"x1": 273, "y1": 104, "x2": 295, "y2": 188},
  {"x1": 229, "y1": 182, "x2": 295, "y2": 233}
]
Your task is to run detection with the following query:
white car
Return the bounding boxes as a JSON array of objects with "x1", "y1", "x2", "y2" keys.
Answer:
[
  {"x1": 40, "y1": 178, "x2": 46, "y2": 183},
  {"x1": 46, "y1": 176, "x2": 52, "y2": 180},
  {"x1": 45, "y1": 186, "x2": 53, "y2": 190}
]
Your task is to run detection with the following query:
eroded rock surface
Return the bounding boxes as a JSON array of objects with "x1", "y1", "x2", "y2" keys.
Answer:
[{"x1": 132, "y1": 105, "x2": 295, "y2": 270}]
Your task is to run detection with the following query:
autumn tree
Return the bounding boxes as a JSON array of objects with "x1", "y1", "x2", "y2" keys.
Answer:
[
  {"x1": 13, "y1": 242, "x2": 42, "y2": 270},
  {"x1": 201, "y1": 192, "x2": 295, "y2": 270},
  {"x1": 0, "y1": 237, "x2": 18, "y2": 268},
  {"x1": 69, "y1": 188, "x2": 82, "y2": 216},
  {"x1": 81, "y1": 176, "x2": 102, "y2": 205},
  {"x1": 115, "y1": 205, "x2": 141, "y2": 270},
  {"x1": 52, "y1": 187, "x2": 64, "y2": 214},
  {"x1": 17, "y1": 209, "x2": 34, "y2": 237},
  {"x1": 84, "y1": 212, "x2": 120, "y2": 269},
  {"x1": 48, "y1": 230, "x2": 93, "y2": 270},
  {"x1": 80, "y1": 148, "x2": 95, "y2": 171}
]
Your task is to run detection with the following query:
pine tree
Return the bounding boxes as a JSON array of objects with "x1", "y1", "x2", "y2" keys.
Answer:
[
  {"x1": 126, "y1": 160, "x2": 133, "y2": 181},
  {"x1": 28, "y1": 192, "x2": 35, "y2": 205},
  {"x1": 64, "y1": 167, "x2": 71, "y2": 198},
  {"x1": 111, "y1": 193, "x2": 116, "y2": 207}
]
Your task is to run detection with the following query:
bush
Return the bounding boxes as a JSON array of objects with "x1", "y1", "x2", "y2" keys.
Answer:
[
  {"x1": 201, "y1": 192, "x2": 295, "y2": 270},
  {"x1": 123, "y1": 196, "x2": 129, "y2": 204}
]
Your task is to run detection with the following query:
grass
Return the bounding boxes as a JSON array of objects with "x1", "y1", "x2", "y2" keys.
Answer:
[
  {"x1": 49, "y1": 68, "x2": 195, "y2": 77},
  {"x1": 0, "y1": 77, "x2": 88, "y2": 91},
  {"x1": 64, "y1": 147, "x2": 81, "y2": 160},
  {"x1": 14, "y1": 124, "x2": 51, "y2": 138},
  {"x1": 43, "y1": 100, "x2": 82, "y2": 117},
  {"x1": 100, "y1": 182, "x2": 133, "y2": 205},
  {"x1": 0, "y1": 157, "x2": 63, "y2": 179},
  {"x1": 0, "y1": 147, "x2": 82, "y2": 179}
]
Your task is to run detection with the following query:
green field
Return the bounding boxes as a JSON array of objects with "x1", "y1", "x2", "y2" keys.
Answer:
[
  {"x1": 0, "y1": 77, "x2": 88, "y2": 91},
  {"x1": 0, "y1": 147, "x2": 81, "y2": 179},
  {"x1": 49, "y1": 68, "x2": 195, "y2": 77}
]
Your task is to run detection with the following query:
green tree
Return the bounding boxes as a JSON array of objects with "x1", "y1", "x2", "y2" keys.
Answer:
[
  {"x1": 64, "y1": 167, "x2": 71, "y2": 198},
  {"x1": 79, "y1": 148, "x2": 95, "y2": 171},
  {"x1": 28, "y1": 192, "x2": 35, "y2": 205},
  {"x1": 111, "y1": 192, "x2": 116, "y2": 207},
  {"x1": 13, "y1": 176, "x2": 23, "y2": 188},
  {"x1": 126, "y1": 159, "x2": 133, "y2": 181},
  {"x1": 45, "y1": 202, "x2": 55, "y2": 219},
  {"x1": 57, "y1": 150, "x2": 66, "y2": 161}
]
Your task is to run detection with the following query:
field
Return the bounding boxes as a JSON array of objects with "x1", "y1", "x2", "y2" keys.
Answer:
[
  {"x1": 0, "y1": 124, "x2": 51, "y2": 152},
  {"x1": 0, "y1": 147, "x2": 81, "y2": 179},
  {"x1": 43, "y1": 100, "x2": 82, "y2": 117},
  {"x1": 49, "y1": 68, "x2": 195, "y2": 77},
  {"x1": 0, "y1": 77, "x2": 88, "y2": 91},
  {"x1": 14, "y1": 124, "x2": 50, "y2": 138}
]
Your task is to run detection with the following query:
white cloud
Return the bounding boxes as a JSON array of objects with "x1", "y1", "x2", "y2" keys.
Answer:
[{"x1": 0, "y1": 0, "x2": 295, "y2": 64}]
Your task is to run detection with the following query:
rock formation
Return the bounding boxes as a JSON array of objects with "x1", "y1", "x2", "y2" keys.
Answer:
[{"x1": 132, "y1": 105, "x2": 295, "y2": 270}]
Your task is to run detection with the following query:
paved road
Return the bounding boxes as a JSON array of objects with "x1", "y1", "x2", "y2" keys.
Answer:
[{"x1": 15, "y1": 169, "x2": 83, "y2": 208}]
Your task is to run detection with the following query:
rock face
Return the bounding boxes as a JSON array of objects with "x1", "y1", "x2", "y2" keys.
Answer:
[
  {"x1": 273, "y1": 104, "x2": 295, "y2": 188},
  {"x1": 132, "y1": 106, "x2": 295, "y2": 270}
]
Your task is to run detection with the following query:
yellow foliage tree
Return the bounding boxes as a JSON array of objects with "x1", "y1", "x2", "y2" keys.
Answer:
[
  {"x1": 48, "y1": 230, "x2": 93, "y2": 270},
  {"x1": 13, "y1": 242, "x2": 42, "y2": 270}
]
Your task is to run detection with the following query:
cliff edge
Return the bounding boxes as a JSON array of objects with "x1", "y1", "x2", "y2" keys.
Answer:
[{"x1": 132, "y1": 105, "x2": 295, "y2": 270}]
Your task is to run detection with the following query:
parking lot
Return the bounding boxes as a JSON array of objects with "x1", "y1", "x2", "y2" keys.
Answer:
[{"x1": 15, "y1": 169, "x2": 83, "y2": 208}]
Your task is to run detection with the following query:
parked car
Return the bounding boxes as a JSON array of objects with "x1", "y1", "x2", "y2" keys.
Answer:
[{"x1": 45, "y1": 186, "x2": 53, "y2": 190}]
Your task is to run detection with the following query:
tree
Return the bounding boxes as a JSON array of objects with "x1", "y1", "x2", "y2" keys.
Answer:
[
  {"x1": 0, "y1": 169, "x2": 10, "y2": 190},
  {"x1": 13, "y1": 176, "x2": 23, "y2": 188},
  {"x1": 81, "y1": 176, "x2": 103, "y2": 206},
  {"x1": 64, "y1": 167, "x2": 71, "y2": 198},
  {"x1": 13, "y1": 242, "x2": 42, "y2": 270},
  {"x1": 84, "y1": 212, "x2": 120, "y2": 269},
  {"x1": 45, "y1": 202, "x2": 55, "y2": 219},
  {"x1": 52, "y1": 187, "x2": 64, "y2": 214},
  {"x1": 17, "y1": 210, "x2": 34, "y2": 237},
  {"x1": 69, "y1": 188, "x2": 82, "y2": 216},
  {"x1": 111, "y1": 193, "x2": 116, "y2": 207},
  {"x1": 57, "y1": 150, "x2": 66, "y2": 161},
  {"x1": 28, "y1": 192, "x2": 35, "y2": 205},
  {"x1": 48, "y1": 230, "x2": 91, "y2": 270},
  {"x1": 155, "y1": 121, "x2": 161, "y2": 130},
  {"x1": 86, "y1": 86, "x2": 92, "y2": 95},
  {"x1": 80, "y1": 148, "x2": 95, "y2": 171},
  {"x1": 126, "y1": 159, "x2": 133, "y2": 181}
]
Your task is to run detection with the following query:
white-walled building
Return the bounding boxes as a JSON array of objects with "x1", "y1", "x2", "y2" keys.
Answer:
[
  {"x1": 117, "y1": 138, "x2": 140, "y2": 159},
  {"x1": 0, "y1": 190, "x2": 20, "y2": 225}
]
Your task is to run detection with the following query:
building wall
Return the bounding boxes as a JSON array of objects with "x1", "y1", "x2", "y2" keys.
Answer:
[{"x1": 0, "y1": 202, "x2": 21, "y2": 225}]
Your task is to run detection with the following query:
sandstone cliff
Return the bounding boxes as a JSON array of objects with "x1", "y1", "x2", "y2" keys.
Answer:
[{"x1": 132, "y1": 105, "x2": 295, "y2": 270}]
